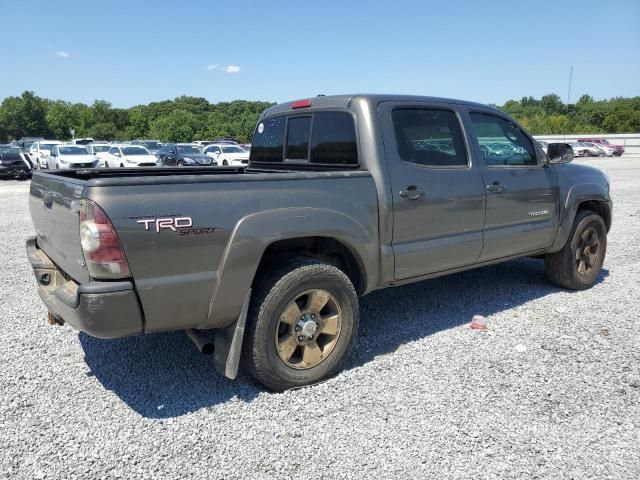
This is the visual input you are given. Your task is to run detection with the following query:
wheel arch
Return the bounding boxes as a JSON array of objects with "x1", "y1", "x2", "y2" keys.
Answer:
[
  {"x1": 550, "y1": 183, "x2": 612, "y2": 252},
  {"x1": 204, "y1": 208, "x2": 377, "y2": 329}
]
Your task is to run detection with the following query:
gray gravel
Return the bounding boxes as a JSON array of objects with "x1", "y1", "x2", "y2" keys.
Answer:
[{"x1": 1, "y1": 158, "x2": 639, "y2": 479}]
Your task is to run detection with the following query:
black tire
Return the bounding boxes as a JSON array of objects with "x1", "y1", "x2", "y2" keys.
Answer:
[
  {"x1": 545, "y1": 210, "x2": 607, "y2": 290},
  {"x1": 242, "y1": 258, "x2": 359, "y2": 391},
  {"x1": 105, "y1": 162, "x2": 110, "y2": 168},
  {"x1": 222, "y1": 160, "x2": 229, "y2": 166},
  {"x1": 120, "y1": 163, "x2": 124, "y2": 168}
]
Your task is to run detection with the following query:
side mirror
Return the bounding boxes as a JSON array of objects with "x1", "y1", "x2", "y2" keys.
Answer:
[{"x1": 547, "y1": 143, "x2": 573, "y2": 164}]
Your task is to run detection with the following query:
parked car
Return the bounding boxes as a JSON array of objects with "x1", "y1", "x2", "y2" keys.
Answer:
[
  {"x1": 29, "y1": 140, "x2": 64, "y2": 168},
  {"x1": 578, "y1": 142, "x2": 606, "y2": 157},
  {"x1": 47, "y1": 145, "x2": 99, "y2": 169},
  {"x1": 0, "y1": 147, "x2": 34, "y2": 179},
  {"x1": 18, "y1": 137, "x2": 44, "y2": 163},
  {"x1": 568, "y1": 142, "x2": 590, "y2": 157},
  {"x1": 578, "y1": 138, "x2": 624, "y2": 156},
  {"x1": 156, "y1": 143, "x2": 215, "y2": 166},
  {"x1": 72, "y1": 138, "x2": 95, "y2": 146},
  {"x1": 86, "y1": 143, "x2": 113, "y2": 166},
  {"x1": 103, "y1": 145, "x2": 158, "y2": 168},
  {"x1": 204, "y1": 143, "x2": 250, "y2": 166},
  {"x1": 131, "y1": 140, "x2": 163, "y2": 154},
  {"x1": 26, "y1": 94, "x2": 612, "y2": 391}
]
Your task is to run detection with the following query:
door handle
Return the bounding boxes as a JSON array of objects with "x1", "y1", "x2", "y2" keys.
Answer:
[
  {"x1": 486, "y1": 182, "x2": 506, "y2": 193},
  {"x1": 399, "y1": 186, "x2": 425, "y2": 200}
]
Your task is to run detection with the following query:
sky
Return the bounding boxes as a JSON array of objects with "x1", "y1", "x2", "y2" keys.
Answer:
[{"x1": 1, "y1": 0, "x2": 639, "y2": 108}]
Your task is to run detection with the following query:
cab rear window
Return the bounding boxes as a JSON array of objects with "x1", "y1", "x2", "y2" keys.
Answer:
[{"x1": 251, "y1": 112, "x2": 358, "y2": 166}]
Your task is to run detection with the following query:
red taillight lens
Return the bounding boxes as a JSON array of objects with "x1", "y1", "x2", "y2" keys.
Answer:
[
  {"x1": 79, "y1": 200, "x2": 130, "y2": 279},
  {"x1": 291, "y1": 99, "x2": 312, "y2": 109}
]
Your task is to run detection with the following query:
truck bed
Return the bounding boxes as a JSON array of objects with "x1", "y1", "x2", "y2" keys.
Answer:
[{"x1": 29, "y1": 167, "x2": 379, "y2": 333}]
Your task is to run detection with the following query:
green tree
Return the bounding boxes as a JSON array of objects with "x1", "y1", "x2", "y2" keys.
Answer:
[
  {"x1": 0, "y1": 91, "x2": 50, "y2": 141},
  {"x1": 149, "y1": 109, "x2": 200, "y2": 142}
]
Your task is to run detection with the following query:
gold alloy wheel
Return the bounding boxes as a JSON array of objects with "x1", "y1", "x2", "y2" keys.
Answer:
[
  {"x1": 275, "y1": 289, "x2": 342, "y2": 369},
  {"x1": 576, "y1": 226, "x2": 601, "y2": 276}
]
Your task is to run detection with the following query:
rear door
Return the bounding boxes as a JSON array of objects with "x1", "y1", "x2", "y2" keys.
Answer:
[
  {"x1": 463, "y1": 109, "x2": 559, "y2": 261},
  {"x1": 379, "y1": 102, "x2": 486, "y2": 280}
]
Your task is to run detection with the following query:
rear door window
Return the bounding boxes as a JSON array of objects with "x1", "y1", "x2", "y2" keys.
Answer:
[{"x1": 391, "y1": 108, "x2": 467, "y2": 167}]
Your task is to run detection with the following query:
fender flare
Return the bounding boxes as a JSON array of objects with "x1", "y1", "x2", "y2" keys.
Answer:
[
  {"x1": 204, "y1": 207, "x2": 377, "y2": 329},
  {"x1": 550, "y1": 183, "x2": 611, "y2": 252}
]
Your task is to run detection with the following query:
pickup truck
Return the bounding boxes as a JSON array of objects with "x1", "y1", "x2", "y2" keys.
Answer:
[{"x1": 26, "y1": 94, "x2": 612, "y2": 391}]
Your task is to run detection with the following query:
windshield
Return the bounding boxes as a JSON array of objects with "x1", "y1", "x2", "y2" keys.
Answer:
[
  {"x1": 141, "y1": 141, "x2": 162, "y2": 149},
  {"x1": 221, "y1": 146, "x2": 245, "y2": 153},
  {"x1": 59, "y1": 146, "x2": 89, "y2": 155},
  {"x1": 122, "y1": 146, "x2": 150, "y2": 155},
  {"x1": 177, "y1": 145, "x2": 201, "y2": 154},
  {"x1": 91, "y1": 145, "x2": 110, "y2": 152},
  {"x1": 41, "y1": 143, "x2": 59, "y2": 150}
]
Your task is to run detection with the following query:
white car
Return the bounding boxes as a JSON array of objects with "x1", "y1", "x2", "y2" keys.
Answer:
[
  {"x1": 103, "y1": 145, "x2": 158, "y2": 168},
  {"x1": 568, "y1": 142, "x2": 590, "y2": 157},
  {"x1": 29, "y1": 140, "x2": 63, "y2": 168},
  {"x1": 86, "y1": 143, "x2": 113, "y2": 167},
  {"x1": 48, "y1": 145, "x2": 100, "y2": 169},
  {"x1": 204, "y1": 143, "x2": 250, "y2": 166}
]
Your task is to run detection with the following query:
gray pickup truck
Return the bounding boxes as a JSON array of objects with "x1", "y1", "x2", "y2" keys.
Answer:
[{"x1": 26, "y1": 94, "x2": 612, "y2": 390}]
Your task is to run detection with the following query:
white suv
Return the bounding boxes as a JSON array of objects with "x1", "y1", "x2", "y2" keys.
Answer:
[
  {"x1": 204, "y1": 143, "x2": 249, "y2": 166},
  {"x1": 29, "y1": 140, "x2": 63, "y2": 168}
]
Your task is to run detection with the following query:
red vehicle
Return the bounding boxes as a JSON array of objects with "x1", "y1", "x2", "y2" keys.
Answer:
[{"x1": 578, "y1": 138, "x2": 624, "y2": 156}]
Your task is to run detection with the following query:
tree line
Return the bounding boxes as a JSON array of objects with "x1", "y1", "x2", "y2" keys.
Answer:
[{"x1": 0, "y1": 91, "x2": 638, "y2": 143}]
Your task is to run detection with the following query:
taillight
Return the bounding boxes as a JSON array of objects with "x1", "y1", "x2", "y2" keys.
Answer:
[{"x1": 79, "y1": 200, "x2": 130, "y2": 279}]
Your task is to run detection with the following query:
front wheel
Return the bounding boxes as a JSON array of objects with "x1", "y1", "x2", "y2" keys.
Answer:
[
  {"x1": 545, "y1": 210, "x2": 607, "y2": 290},
  {"x1": 242, "y1": 258, "x2": 359, "y2": 391},
  {"x1": 177, "y1": 160, "x2": 185, "y2": 167},
  {"x1": 222, "y1": 159, "x2": 229, "y2": 166}
]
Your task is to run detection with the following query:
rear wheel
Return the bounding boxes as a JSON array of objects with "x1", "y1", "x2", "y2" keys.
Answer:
[
  {"x1": 222, "y1": 159, "x2": 229, "y2": 166},
  {"x1": 545, "y1": 210, "x2": 607, "y2": 290},
  {"x1": 242, "y1": 258, "x2": 359, "y2": 391}
]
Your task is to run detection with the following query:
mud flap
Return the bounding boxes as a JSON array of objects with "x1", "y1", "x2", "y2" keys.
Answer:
[{"x1": 214, "y1": 289, "x2": 251, "y2": 380}]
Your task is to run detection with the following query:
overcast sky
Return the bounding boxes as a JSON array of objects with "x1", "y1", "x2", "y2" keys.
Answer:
[{"x1": 1, "y1": 0, "x2": 639, "y2": 107}]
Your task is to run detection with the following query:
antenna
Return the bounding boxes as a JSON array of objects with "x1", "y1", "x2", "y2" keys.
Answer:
[{"x1": 567, "y1": 66, "x2": 573, "y2": 105}]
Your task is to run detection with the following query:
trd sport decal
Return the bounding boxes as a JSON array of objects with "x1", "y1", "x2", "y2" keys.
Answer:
[{"x1": 136, "y1": 217, "x2": 216, "y2": 235}]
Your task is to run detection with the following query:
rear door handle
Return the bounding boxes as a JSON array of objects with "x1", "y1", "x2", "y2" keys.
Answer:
[
  {"x1": 486, "y1": 182, "x2": 506, "y2": 193},
  {"x1": 399, "y1": 186, "x2": 425, "y2": 200}
]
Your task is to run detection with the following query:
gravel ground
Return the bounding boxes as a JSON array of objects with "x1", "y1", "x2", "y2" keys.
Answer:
[{"x1": 1, "y1": 157, "x2": 639, "y2": 480}]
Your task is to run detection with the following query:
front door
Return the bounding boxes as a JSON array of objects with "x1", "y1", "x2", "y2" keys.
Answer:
[
  {"x1": 380, "y1": 102, "x2": 486, "y2": 280},
  {"x1": 464, "y1": 110, "x2": 559, "y2": 261}
]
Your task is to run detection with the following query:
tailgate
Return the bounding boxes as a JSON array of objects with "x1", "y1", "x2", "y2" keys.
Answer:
[{"x1": 29, "y1": 173, "x2": 90, "y2": 283}]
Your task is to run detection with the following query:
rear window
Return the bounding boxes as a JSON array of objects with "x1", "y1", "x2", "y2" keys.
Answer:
[
  {"x1": 251, "y1": 112, "x2": 357, "y2": 166},
  {"x1": 310, "y1": 112, "x2": 358, "y2": 165},
  {"x1": 251, "y1": 117, "x2": 285, "y2": 162},
  {"x1": 285, "y1": 116, "x2": 311, "y2": 160}
]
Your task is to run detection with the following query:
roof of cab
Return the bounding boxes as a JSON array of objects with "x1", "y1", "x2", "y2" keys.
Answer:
[{"x1": 263, "y1": 94, "x2": 495, "y2": 116}]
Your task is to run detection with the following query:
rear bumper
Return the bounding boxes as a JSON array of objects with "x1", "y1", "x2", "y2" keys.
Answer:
[{"x1": 26, "y1": 237, "x2": 143, "y2": 339}]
